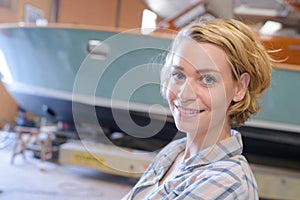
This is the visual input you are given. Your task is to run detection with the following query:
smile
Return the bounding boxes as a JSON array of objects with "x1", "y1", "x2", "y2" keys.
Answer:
[{"x1": 176, "y1": 105, "x2": 205, "y2": 115}]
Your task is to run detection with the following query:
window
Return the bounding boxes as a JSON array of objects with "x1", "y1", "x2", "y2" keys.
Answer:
[{"x1": 141, "y1": 9, "x2": 157, "y2": 34}]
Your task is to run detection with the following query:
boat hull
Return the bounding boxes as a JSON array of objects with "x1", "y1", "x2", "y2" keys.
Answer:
[
  {"x1": 0, "y1": 25, "x2": 179, "y2": 142},
  {"x1": 0, "y1": 24, "x2": 300, "y2": 154}
]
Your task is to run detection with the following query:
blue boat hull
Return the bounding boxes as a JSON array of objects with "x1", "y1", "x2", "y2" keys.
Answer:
[{"x1": 0, "y1": 24, "x2": 300, "y2": 157}]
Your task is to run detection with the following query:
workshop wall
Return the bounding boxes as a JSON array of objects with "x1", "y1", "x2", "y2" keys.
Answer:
[
  {"x1": 0, "y1": 0, "x2": 54, "y2": 23},
  {"x1": 57, "y1": 0, "x2": 147, "y2": 28}
]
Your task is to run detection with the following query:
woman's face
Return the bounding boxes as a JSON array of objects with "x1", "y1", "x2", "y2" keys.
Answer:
[{"x1": 166, "y1": 39, "x2": 240, "y2": 135}]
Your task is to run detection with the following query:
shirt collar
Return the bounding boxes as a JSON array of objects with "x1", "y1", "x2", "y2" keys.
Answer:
[
  {"x1": 179, "y1": 130, "x2": 243, "y2": 172},
  {"x1": 153, "y1": 130, "x2": 243, "y2": 179}
]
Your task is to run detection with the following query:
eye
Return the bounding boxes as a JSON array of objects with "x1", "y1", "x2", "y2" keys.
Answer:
[
  {"x1": 201, "y1": 74, "x2": 216, "y2": 85},
  {"x1": 171, "y1": 71, "x2": 185, "y2": 81}
]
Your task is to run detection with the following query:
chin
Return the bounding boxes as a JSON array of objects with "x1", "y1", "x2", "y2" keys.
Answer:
[{"x1": 175, "y1": 120, "x2": 205, "y2": 134}]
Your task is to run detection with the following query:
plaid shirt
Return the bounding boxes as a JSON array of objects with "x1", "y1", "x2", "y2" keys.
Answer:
[{"x1": 123, "y1": 130, "x2": 258, "y2": 200}]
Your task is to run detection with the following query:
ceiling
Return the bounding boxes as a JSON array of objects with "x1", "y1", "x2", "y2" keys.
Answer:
[{"x1": 143, "y1": 0, "x2": 300, "y2": 37}]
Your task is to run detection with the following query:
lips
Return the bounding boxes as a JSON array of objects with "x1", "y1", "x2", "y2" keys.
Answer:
[{"x1": 175, "y1": 105, "x2": 205, "y2": 116}]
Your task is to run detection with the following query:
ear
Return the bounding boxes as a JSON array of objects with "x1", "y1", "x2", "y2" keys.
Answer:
[{"x1": 233, "y1": 73, "x2": 250, "y2": 102}]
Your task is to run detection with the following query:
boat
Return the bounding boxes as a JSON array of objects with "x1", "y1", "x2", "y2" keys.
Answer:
[
  {"x1": 0, "y1": 23, "x2": 299, "y2": 156},
  {"x1": 0, "y1": 24, "x2": 179, "y2": 149}
]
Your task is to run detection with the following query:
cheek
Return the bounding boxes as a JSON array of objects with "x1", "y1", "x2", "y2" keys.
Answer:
[
  {"x1": 192, "y1": 86, "x2": 212, "y2": 108},
  {"x1": 166, "y1": 86, "x2": 177, "y2": 107},
  {"x1": 209, "y1": 86, "x2": 234, "y2": 114},
  {"x1": 166, "y1": 80, "x2": 179, "y2": 103}
]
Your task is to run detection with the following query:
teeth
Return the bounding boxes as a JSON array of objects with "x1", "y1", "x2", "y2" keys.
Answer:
[{"x1": 177, "y1": 107, "x2": 203, "y2": 114}]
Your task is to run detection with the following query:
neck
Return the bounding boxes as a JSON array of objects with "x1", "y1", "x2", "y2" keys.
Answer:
[{"x1": 183, "y1": 122, "x2": 231, "y2": 160}]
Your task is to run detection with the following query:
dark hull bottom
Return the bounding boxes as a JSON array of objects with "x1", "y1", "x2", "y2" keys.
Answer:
[
  {"x1": 10, "y1": 91, "x2": 179, "y2": 151},
  {"x1": 238, "y1": 126, "x2": 300, "y2": 170},
  {"x1": 10, "y1": 91, "x2": 300, "y2": 169}
]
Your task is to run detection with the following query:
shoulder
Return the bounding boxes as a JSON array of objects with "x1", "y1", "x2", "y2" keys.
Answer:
[
  {"x1": 183, "y1": 156, "x2": 258, "y2": 199},
  {"x1": 205, "y1": 155, "x2": 257, "y2": 187}
]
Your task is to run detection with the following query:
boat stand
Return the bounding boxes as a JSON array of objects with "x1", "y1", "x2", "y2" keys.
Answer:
[{"x1": 11, "y1": 125, "x2": 56, "y2": 167}]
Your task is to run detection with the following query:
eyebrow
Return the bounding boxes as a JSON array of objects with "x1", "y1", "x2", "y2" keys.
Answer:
[{"x1": 171, "y1": 65, "x2": 221, "y2": 74}]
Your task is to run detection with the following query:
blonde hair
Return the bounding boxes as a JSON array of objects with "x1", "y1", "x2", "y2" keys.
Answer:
[{"x1": 161, "y1": 18, "x2": 273, "y2": 127}]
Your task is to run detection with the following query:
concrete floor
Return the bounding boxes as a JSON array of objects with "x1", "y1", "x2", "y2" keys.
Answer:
[
  {"x1": 2, "y1": 130, "x2": 300, "y2": 200},
  {"x1": 0, "y1": 131, "x2": 137, "y2": 200}
]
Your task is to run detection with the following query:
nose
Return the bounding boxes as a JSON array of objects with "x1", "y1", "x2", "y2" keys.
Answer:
[{"x1": 178, "y1": 79, "x2": 197, "y2": 100}]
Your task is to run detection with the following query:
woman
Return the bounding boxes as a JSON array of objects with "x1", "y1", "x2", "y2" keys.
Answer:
[{"x1": 123, "y1": 18, "x2": 273, "y2": 199}]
